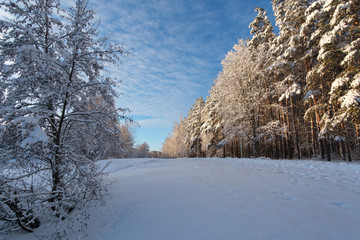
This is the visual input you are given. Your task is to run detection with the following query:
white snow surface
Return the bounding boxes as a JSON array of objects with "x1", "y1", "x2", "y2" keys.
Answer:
[
  {"x1": 10, "y1": 158, "x2": 360, "y2": 240},
  {"x1": 339, "y1": 89, "x2": 360, "y2": 108}
]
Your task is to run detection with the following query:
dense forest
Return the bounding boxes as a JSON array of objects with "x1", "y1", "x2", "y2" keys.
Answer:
[{"x1": 162, "y1": 0, "x2": 360, "y2": 161}]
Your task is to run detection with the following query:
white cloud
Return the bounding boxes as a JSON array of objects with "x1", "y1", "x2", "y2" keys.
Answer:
[
  {"x1": 138, "y1": 117, "x2": 174, "y2": 129},
  {"x1": 88, "y1": 0, "x2": 273, "y2": 148}
]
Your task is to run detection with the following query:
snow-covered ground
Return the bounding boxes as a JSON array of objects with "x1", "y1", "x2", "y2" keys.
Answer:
[{"x1": 10, "y1": 158, "x2": 360, "y2": 240}]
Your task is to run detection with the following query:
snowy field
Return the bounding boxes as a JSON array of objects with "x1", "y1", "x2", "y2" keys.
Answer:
[{"x1": 10, "y1": 158, "x2": 360, "y2": 240}]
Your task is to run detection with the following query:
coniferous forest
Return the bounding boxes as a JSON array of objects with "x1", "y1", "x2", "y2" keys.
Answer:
[
  {"x1": 162, "y1": 0, "x2": 360, "y2": 161},
  {"x1": 1, "y1": 0, "x2": 360, "y2": 238}
]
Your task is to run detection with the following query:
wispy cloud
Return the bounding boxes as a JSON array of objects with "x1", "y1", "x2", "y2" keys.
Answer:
[
  {"x1": 0, "y1": 0, "x2": 274, "y2": 150},
  {"x1": 87, "y1": 0, "x2": 275, "y2": 150}
]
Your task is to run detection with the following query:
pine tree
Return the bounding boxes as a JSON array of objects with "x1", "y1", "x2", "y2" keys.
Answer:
[
  {"x1": 248, "y1": 7, "x2": 276, "y2": 50},
  {"x1": 270, "y1": 0, "x2": 310, "y2": 159},
  {"x1": 200, "y1": 88, "x2": 223, "y2": 157},
  {"x1": 185, "y1": 97, "x2": 205, "y2": 157},
  {"x1": 326, "y1": 0, "x2": 359, "y2": 161},
  {"x1": 162, "y1": 0, "x2": 360, "y2": 161},
  {"x1": 248, "y1": 7, "x2": 286, "y2": 159},
  {"x1": 303, "y1": 0, "x2": 359, "y2": 161}
]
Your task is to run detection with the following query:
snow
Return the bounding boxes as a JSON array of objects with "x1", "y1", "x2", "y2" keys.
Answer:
[
  {"x1": 342, "y1": 50, "x2": 357, "y2": 66},
  {"x1": 339, "y1": 89, "x2": 360, "y2": 108},
  {"x1": 305, "y1": 8, "x2": 319, "y2": 25},
  {"x1": 284, "y1": 46, "x2": 296, "y2": 58},
  {"x1": 289, "y1": 35, "x2": 299, "y2": 47},
  {"x1": 330, "y1": 3, "x2": 350, "y2": 26},
  {"x1": 279, "y1": 82, "x2": 301, "y2": 101},
  {"x1": 319, "y1": 32, "x2": 335, "y2": 48},
  {"x1": 9, "y1": 116, "x2": 50, "y2": 147},
  {"x1": 304, "y1": 90, "x2": 320, "y2": 100},
  {"x1": 10, "y1": 158, "x2": 360, "y2": 240},
  {"x1": 351, "y1": 73, "x2": 360, "y2": 88},
  {"x1": 330, "y1": 76, "x2": 348, "y2": 95},
  {"x1": 20, "y1": 125, "x2": 49, "y2": 148},
  {"x1": 323, "y1": 0, "x2": 335, "y2": 13}
]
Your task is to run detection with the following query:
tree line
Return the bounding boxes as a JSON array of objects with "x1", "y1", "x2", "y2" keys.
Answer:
[{"x1": 162, "y1": 0, "x2": 360, "y2": 161}]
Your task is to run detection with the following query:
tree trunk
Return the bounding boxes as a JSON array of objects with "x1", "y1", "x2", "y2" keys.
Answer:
[
  {"x1": 5, "y1": 198, "x2": 40, "y2": 232},
  {"x1": 320, "y1": 138, "x2": 325, "y2": 159},
  {"x1": 285, "y1": 108, "x2": 293, "y2": 159},
  {"x1": 310, "y1": 112, "x2": 316, "y2": 156},
  {"x1": 356, "y1": 124, "x2": 360, "y2": 157},
  {"x1": 325, "y1": 137, "x2": 331, "y2": 161},
  {"x1": 346, "y1": 140, "x2": 352, "y2": 162},
  {"x1": 340, "y1": 140, "x2": 346, "y2": 161},
  {"x1": 282, "y1": 136, "x2": 287, "y2": 159},
  {"x1": 291, "y1": 97, "x2": 301, "y2": 159},
  {"x1": 240, "y1": 137, "x2": 243, "y2": 158},
  {"x1": 275, "y1": 136, "x2": 280, "y2": 159}
]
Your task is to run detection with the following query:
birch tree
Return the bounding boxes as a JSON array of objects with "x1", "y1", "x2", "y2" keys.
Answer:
[
  {"x1": 216, "y1": 41, "x2": 266, "y2": 157},
  {"x1": 0, "y1": 0, "x2": 127, "y2": 235}
]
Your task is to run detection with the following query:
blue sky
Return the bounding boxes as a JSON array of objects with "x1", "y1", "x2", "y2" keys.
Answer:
[{"x1": 88, "y1": 0, "x2": 276, "y2": 151}]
